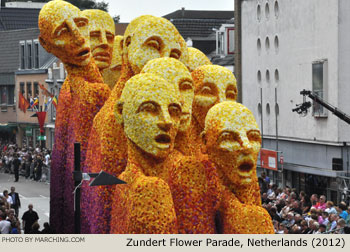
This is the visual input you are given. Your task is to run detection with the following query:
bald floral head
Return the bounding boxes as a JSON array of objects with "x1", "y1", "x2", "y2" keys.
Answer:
[
  {"x1": 123, "y1": 16, "x2": 189, "y2": 75},
  {"x1": 203, "y1": 101, "x2": 261, "y2": 186},
  {"x1": 192, "y1": 65, "x2": 237, "y2": 129},
  {"x1": 141, "y1": 57, "x2": 193, "y2": 132},
  {"x1": 38, "y1": 0, "x2": 91, "y2": 66},
  {"x1": 82, "y1": 9, "x2": 115, "y2": 70},
  {"x1": 115, "y1": 73, "x2": 182, "y2": 159},
  {"x1": 187, "y1": 47, "x2": 212, "y2": 72}
]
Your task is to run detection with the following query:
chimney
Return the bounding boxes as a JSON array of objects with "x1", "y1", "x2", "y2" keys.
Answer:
[{"x1": 181, "y1": 7, "x2": 185, "y2": 17}]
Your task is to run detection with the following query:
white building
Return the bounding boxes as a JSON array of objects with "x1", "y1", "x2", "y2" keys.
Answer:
[{"x1": 241, "y1": 0, "x2": 350, "y2": 202}]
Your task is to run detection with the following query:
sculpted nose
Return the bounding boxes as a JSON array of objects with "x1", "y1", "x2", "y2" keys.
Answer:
[
  {"x1": 68, "y1": 22, "x2": 85, "y2": 45},
  {"x1": 157, "y1": 111, "x2": 172, "y2": 132}
]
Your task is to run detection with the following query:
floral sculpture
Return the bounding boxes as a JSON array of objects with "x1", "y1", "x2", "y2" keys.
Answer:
[
  {"x1": 38, "y1": 0, "x2": 110, "y2": 233},
  {"x1": 101, "y1": 35, "x2": 124, "y2": 88},
  {"x1": 187, "y1": 47, "x2": 212, "y2": 72},
  {"x1": 110, "y1": 73, "x2": 181, "y2": 233},
  {"x1": 202, "y1": 101, "x2": 274, "y2": 233},
  {"x1": 85, "y1": 15, "x2": 189, "y2": 234}
]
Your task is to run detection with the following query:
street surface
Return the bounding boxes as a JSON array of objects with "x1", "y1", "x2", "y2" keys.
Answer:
[{"x1": 0, "y1": 172, "x2": 50, "y2": 230}]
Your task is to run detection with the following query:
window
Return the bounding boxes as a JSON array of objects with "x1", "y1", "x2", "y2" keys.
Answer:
[
  {"x1": 20, "y1": 43, "x2": 25, "y2": 69},
  {"x1": 7, "y1": 86, "x2": 14, "y2": 105},
  {"x1": 0, "y1": 86, "x2": 8, "y2": 105},
  {"x1": 26, "y1": 82, "x2": 32, "y2": 100},
  {"x1": 34, "y1": 82, "x2": 39, "y2": 97},
  {"x1": 20, "y1": 82, "x2": 25, "y2": 95},
  {"x1": 312, "y1": 60, "x2": 328, "y2": 116},
  {"x1": 27, "y1": 43, "x2": 32, "y2": 69},
  {"x1": 217, "y1": 32, "x2": 225, "y2": 55},
  {"x1": 34, "y1": 42, "x2": 39, "y2": 69}
]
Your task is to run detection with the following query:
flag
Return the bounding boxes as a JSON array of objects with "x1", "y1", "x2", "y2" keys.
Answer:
[
  {"x1": 43, "y1": 96, "x2": 48, "y2": 111},
  {"x1": 18, "y1": 92, "x2": 29, "y2": 113},
  {"x1": 31, "y1": 97, "x2": 39, "y2": 109},
  {"x1": 52, "y1": 96, "x2": 58, "y2": 108},
  {"x1": 36, "y1": 111, "x2": 47, "y2": 133},
  {"x1": 30, "y1": 97, "x2": 34, "y2": 108},
  {"x1": 39, "y1": 83, "x2": 54, "y2": 97}
]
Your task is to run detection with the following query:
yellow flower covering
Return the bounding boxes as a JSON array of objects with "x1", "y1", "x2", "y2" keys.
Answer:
[
  {"x1": 102, "y1": 35, "x2": 123, "y2": 89},
  {"x1": 82, "y1": 9, "x2": 115, "y2": 71},
  {"x1": 110, "y1": 73, "x2": 181, "y2": 233},
  {"x1": 85, "y1": 16, "x2": 189, "y2": 233},
  {"x1": 187, "y1": 47, "x2": 212, "y2": 72},
  {"x1": 203, "y1": 101, "x2": 274, "y2": 233},
  {"x1": 38, "y1": 0, "x2": 110, "y2": 233}
]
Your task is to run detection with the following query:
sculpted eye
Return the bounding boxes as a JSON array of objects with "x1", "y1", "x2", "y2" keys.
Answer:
[
  {"x1": 247, "y1": 131, "x2": 261, "y2": 143},
  {"x1": 200, "y1": 86, "x2": 213, "y2": 95},
  {"x1": 106, "y1": 33, "x2": 114, "y2": 43},
  {"x1": 74, "y1": 18, "x2": 88, "y2": 28},
  {"x1": 90, "y1": 31, "x2": 100, "y2": 38},
  {"x1": 138, "y1": 102, "x2": 158, "y2": 114},
  {"x1": 168, "y1": 104, "x2": 181, "y2": 117},
  {"x1": 170, "y1": 49, "x2": 181, "y2": 59},
  {"x1": 145, "y1": 39, "x2": 161, "y2": 50},
  {"x1": 226, "y1": 85, "x2": 237, "y2": 100},
  {"x1": 56, "y1": 27, "x2": 68, "y2": 37},
  {"x1": 179, "y1": 81, "x2": 193, "y2": 91}
]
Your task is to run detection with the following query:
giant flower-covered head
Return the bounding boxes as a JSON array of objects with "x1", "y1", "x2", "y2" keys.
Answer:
[
  {"x1": 123, "y1": 16, "x2": 189, "y2": 75},
  {"x1": 114, "y1": 73, "x2": 182, "y2": 159},
  {"x1": 82, "y1": 9, "x2": 115, "y2": 70},
  {"x1": 203, "y1": 101, "x2": 261, "y2": 186},
  {"x1": 192, "y1": 65, "x2": 237, "y2": 129},
  {"x1": 141, "y1": 57, "x2": 193, "y2": 132},
  {"x1": 38, "y1": 0, "x2": 91, "y2": 66},
  {"x1": 187, "y1": 47, "x2": 212, "y2": 72}
]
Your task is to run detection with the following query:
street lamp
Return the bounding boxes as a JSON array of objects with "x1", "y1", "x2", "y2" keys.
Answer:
[{"x1": 72, "y1": 142, "x2": 126, "y2": 234}]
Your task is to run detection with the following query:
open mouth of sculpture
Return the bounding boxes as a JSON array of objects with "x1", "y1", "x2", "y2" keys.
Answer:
[
  {"x1": 238, "y1": 161, "x2": 254, "y2": 173},
  {"x1": 77, "y1": 48, "x2": 90, "y2": 57},
  {"x1": 155, "y1": 134, "x2": 171, "y2": 144}
]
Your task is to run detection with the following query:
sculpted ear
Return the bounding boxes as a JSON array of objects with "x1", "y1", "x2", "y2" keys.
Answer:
[
  {"x1": 200, "y1": 131, "x2": 207, "y2": 154},
  {"x1": 119, "y1": 39, "x2": 124, "y2": 50},
  {"x1": 114, "y1": 101, "x2": 124, "y2": 125},
  {"x1": 39, "y1": 35, "x2": 50, "y2": 53}
]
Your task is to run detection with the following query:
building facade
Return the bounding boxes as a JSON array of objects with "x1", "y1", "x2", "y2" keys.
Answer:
[{"x1": 241, "y1": 0, "x2": 350, "y2": 203}]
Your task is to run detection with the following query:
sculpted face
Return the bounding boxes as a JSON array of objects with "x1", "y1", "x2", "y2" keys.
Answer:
[
  {"x1": 82, "y1": 9, "x2": 115, "y2": 70},
  {"x1": 187, "y1": 47, "x2": 212, "y2": 72},
  {"x1": 120, "y1": 74, "x2": 182, "y2": 158},
  {"x1": 102, "y1": 35, "x2": 123, "y2": 88},
  {"x1": 192, "y1": 65, "x2": 237, "y2": 129},
  {"x1": 38, "y1": 0, "x2": 91, "y2": 66},
  {"x1": 141, "y1": 57, "x2": 193, "y2": 132},
  {"x1": 204, "y1": 101, "x2": 261, "y2": 186},
  {"x1": 124, "y1": 17, "x2": 189, "y2": 74}
]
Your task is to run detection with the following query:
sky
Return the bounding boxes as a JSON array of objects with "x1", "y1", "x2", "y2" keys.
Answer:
[{"x1": 104, "y1": 0, "x2": 234, "y2": 22}]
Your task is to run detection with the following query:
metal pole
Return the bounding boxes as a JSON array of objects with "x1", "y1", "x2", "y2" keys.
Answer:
[
  {"x1": 74, "y1": 142, "x2": 81, "y2": 234},
  {"x1": 234, "y1": 0, "x2": 242, "y2": 103}
]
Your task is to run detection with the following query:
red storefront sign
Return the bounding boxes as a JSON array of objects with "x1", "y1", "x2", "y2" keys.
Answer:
[{"x1": 260, "y1": 148, "x2": 278, "y2": 171}]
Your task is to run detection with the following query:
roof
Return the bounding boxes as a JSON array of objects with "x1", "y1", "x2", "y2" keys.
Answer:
[
  {"x1": 163, "y1": 9, "x2": 234, "y2": 20},
  {"x1": 170, "y1": 18, "x2": 233, "y2": 39},
  {"x1": 0, "y1": 28, "x2": 40, "y2": 73},
  {"x1": 0, "y1": 7, "x2": 40, "y2": 31},
  {"x1": 115, "y1": 22, "x2": 128, "y2": 35},
  {"x1": 163, "y1": 9, "x2": 234, "y2": 40},
  {"x1": 209, "y1": 53, "x2": 234, "y2": 66}
]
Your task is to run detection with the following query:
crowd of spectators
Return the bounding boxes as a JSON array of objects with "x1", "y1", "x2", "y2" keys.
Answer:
[
  {"x1": 0, "y1": 140, "x2": 51, "y2": 182},
  {"x1": 260, "y1": 173, "x2": 350, "y2": 234},
  {"x1": 0, "y1": 187, "x2": 54, "y2": 234}
]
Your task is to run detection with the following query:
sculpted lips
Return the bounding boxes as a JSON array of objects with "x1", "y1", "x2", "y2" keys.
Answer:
[
  {"x1": 93, "y1": 51, "x2": 110, "y2": 61},
  {"x1": 155, "y1": 134, "x2": 171, "y2": 144}
]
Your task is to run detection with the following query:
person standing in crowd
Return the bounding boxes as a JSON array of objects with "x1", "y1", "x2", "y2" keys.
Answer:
[
  {"x1": 9, "y1": 186, "x2": 21, "y2": 217},
  {"x1": 316, "y1": 195, "x2": 327, "y2": 210},
  {"x1": 12, "y1": 154, "x2": 21, "y2": 182},
  {"x1": 2, "y1": 190, "x2": 13, "y2": 206},
  {"x1": 0, "y1": 213, "x2": 11, "y2": 234},
  {"x1": 35, "y1": 155, "x2": 43, "y2": 181},
  {"x1": 21, "y1": 204, "x2": 39, "y2": 234}
]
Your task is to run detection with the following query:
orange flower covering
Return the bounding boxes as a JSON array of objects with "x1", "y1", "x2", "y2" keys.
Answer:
[{"x1": 38, "y1": 0, "x2": 110, "y2": 233}]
